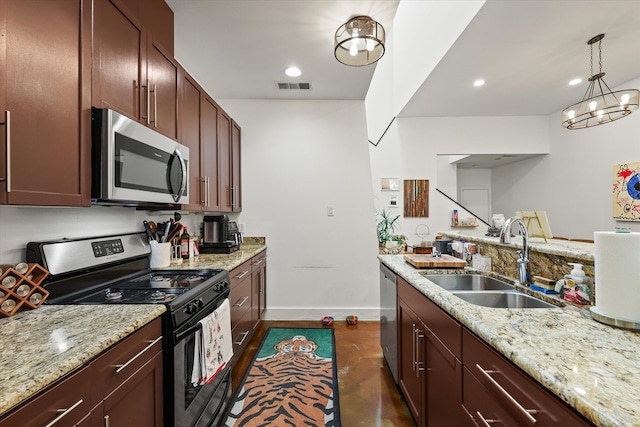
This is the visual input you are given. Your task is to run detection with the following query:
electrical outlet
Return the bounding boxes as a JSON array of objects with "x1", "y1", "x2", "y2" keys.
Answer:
[{"x1": 327, "y1": 205, "x2": 335, "y2": 216}]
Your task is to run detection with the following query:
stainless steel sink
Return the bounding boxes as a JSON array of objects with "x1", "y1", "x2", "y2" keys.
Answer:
[
  {"x1": 426, "y1": 274, "x2": 515, "y2": 292},
  {"x1": 452, "y1": 291, "x2": 559, "y2": 309}
]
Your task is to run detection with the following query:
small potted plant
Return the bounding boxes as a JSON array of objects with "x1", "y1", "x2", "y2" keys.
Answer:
[{"x1": 376, "y1": 209, "x2": 404, "y2": 253}]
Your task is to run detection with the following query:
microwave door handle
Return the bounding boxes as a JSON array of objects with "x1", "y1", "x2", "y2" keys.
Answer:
[{"x1": 171, "y1": 148, "x2": 187, "y2": 203}]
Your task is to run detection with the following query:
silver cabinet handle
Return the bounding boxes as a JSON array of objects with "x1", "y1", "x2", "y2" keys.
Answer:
[
  {"x1": 415, "y1": 327, "x2": 424, "y2": 377},
  {"x1": 231, "y1": 185, "x2": 238, "y2": 208},
  {"x1": 476, "y1": 411, "x2": 499, "y2": 426},
  {"x1": 411, "y1": 322, "x2": 417, "y2": 373},
  {"x1": 1, "y1": 111, "x2": 10, "y2": 192},
  {"x1": 205, "y1": 176, "x2": 210, "y2": 207},
  {"x1": 104, "y1": 414, "x2": 110, "y2": 427},
  {"x1": 115, "y1": 336, "x2": 162, "y2": 374},
  {"x1": 141, "y1": 84, "x2": 150, "y2": 124},
  {"x1": 234, "y1": 295, "x2": 249, "y2": 308},
  {"x1": 253, "y1": 258, "x2": 264, "y2": 267},
  {"x1": 235, "y1": 270, "x2": 249, "y2": 280},
  {"x1": 235, "y1": 331, "x2": 249, "y2": 346},
  {"x1": 44, "y1": 399, "x2": 83, "y2": 427},
  {"x1": 475, "y1": 364, "x2": 537, "y2": 425},
  {"x1": 152, "y1": 84, "x2": 157, "y2": 128},
  {"x1": 201, "y1": 177, "x2": 206, "y2": 206}
]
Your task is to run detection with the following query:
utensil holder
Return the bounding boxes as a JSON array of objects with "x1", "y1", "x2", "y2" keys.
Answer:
[{"x1": 0, "y1": 263, "x2": 50, "y2": 317}]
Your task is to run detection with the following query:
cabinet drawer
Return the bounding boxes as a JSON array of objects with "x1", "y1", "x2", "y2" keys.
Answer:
[
  {"x1": 0, "y1": 366, "x2": 91, "y2": 427},
  {"x1": 229, "y1": 260, "x2": 251, "y2": 288},
  {"x1": 231, "y1": 311, "x2": 254, "y2": 364},
  {"x1": 230, "y1": 274, "x2": 251, "y2": 327},
  {"x1": 91, "y1": 318, "x2": 163, "y2": 406},
  {"x1": 398, "y1": 277, "x2": 461, "y2": 358},
  {"x1": 463, "y1": 329, "x2": 591, "y2": 426},
  {"x1": 251, "y1": 252, "x2": 267, "y2": 272}
]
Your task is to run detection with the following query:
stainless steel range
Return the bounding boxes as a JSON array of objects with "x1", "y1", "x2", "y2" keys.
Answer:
[{"x1": 26, "y1": 233, "x2": 232, "y2": 427}]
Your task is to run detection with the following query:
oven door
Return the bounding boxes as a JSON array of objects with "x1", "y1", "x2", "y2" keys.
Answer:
[
  {"x1": 92, "y1": 108, "x2": 189, "y2": 205},
  {"x1": 172, "y1": 295, "x2": 232, "y2": 427}
]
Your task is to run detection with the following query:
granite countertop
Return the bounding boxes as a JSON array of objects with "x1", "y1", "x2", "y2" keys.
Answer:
[
  {"x1": 441, "y1": 231, "x2": 595, "y2": 262},
  {"x1": 379, "y1": 254, "x2": 639, "y2": 427},
  {"x1": 0, "y1": 304, "x2": 166, "y2": 416},
  {"x1": 157, "y1": 239, "x2": 267, "y2": 272}
]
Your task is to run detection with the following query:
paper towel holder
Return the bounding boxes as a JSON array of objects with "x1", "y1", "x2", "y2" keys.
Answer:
[{"x1": 590, "y1": 306, "x2": 640, "y2": 331}]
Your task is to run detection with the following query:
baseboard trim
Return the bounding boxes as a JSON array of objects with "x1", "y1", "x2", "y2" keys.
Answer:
[{"x1": 264, "y1": 308, "x2": 379, "y2": 321}]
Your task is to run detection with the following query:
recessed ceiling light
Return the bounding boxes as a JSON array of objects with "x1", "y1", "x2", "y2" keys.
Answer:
[
  {"x1": 569, "y1": 78, "x2": 582, "y2": 86},
  {"x1": 473, "y1": 79, "x2": 485, "y2": 87},
  {"x1": 285, "y1": 66, "x2": 301, "y2": 77}
]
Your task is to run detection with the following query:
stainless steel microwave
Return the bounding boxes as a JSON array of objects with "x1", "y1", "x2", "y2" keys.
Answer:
[{"x1": 91, "y1": 108, "x2": 189, "y2": 206}]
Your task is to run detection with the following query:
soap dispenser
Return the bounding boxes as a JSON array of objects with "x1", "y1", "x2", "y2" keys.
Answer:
[{"x1": 556, "y1": 262, "x2": 592, "y2": 305}]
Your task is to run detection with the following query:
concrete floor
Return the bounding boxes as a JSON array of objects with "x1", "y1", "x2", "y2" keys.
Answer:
[{"x1": 231, "y1": 320, "x2": 416, "y2": 427}]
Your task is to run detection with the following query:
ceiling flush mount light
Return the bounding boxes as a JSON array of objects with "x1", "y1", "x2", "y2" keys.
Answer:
[
  {"x1": 561, "y1": 34, "x2": 639, "y2": 130},
  {"x1": 334, "y1": 15, "x2": 385, "y2": 67}
]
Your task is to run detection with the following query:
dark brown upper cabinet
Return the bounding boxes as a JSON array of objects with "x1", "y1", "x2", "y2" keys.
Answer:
[
  {"x1": 92, "y1": 0, "x2": 178, "y2": 141},
  {"x1": 0, "y1": 0, "x2": 92, "y2": 206}
]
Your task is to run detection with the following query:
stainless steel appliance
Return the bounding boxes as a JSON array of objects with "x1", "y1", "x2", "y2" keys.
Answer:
[
  {"x1": 435, "y1": 239, "x2": 453, "y2": 255},
  {"x1": 26, "y1": 233, "x2": 231, "y2": 427},
  {"x1": 200, "y1": 215, "x2": 241, "y2": 254},
  {"x1": 91, "y1": 108, "x2": 189, "y2": 206},
  {"x1": 380, "y1": 262, "x2": 398, "y2": 383}
]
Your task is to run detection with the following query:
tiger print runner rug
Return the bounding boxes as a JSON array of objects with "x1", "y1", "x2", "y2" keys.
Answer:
[{"x1": 223, "y1": 327, "x2": 341, "y2": 427}]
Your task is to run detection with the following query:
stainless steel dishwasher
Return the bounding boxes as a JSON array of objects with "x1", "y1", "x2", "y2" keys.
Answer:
[{"x1": 380, "y1": 262, "x2": 398, "y2": 383}]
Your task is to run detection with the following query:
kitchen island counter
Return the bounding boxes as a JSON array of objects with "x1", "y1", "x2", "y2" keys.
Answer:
[
  {"x1": 0, "y1": 304, "x2": 166, "y2": 416},
  {"x1": 380, "y1": 254, "x2": 640, "y2": 427}
]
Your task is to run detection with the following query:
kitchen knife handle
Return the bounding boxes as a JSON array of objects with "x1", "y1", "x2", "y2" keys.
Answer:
[
  {"x1": 44, "y1": 399, "x2": 83, "y2": 427},
  {"x1": 143, "y1": 221, "x2": 154, "y2": 242}
]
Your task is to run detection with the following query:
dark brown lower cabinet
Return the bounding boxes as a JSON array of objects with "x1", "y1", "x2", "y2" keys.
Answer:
[
  {"x1": 462, "y1": 329, "x2": 592, "y2": 426},
  {"x1": 0, "y1": 318, "x2": 163, "y2": 427},
  {"x1": 398, "y1": 277, "x2": 462, "y2": 427},
  {"x1": 396, "y1": 275, "x2": 593, "y2": 427}
]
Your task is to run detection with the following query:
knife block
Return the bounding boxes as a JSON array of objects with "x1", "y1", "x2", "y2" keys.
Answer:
[{"x1": 0, "y1": 263, "x2": 50, "y2": 317}]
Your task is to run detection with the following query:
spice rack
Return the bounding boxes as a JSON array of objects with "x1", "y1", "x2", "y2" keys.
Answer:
[{"x1": 0, "y1": 263, "x2": 50, "y2": 317}]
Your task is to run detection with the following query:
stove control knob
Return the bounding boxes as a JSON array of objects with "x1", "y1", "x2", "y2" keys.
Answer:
[
  {"x1": 185, "y1": 301, "x2": 200, "y2": 315},
  {"x1": 213, "y1": 281, "x2": 229, "y2": 292}
]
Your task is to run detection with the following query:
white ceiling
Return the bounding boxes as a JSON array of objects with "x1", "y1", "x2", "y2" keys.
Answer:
[{"x1": 167, "y1": 0, "x2": 640, "y2": 118}]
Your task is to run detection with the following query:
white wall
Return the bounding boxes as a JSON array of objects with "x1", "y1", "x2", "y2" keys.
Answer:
[
  {"x1": 492, "y1": 77, "x2": 640, "y2": 239},
  {"x1": 369, "y1": 115, "x2": 550, "y2": 244},
  {"x1": 218, "y1": 99, "x2": 380, "y2": 320},
  {"x1": 0, "y1": 205, "x2": 206, "y2": 265}
]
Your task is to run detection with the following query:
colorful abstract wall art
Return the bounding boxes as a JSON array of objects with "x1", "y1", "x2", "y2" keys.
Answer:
[{"x1": 613, "y1": 162, "x2": 640, "y2": 221}]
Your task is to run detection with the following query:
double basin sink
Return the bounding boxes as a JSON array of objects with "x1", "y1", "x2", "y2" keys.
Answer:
[{"x1": 425, "y1": 274, "x2": 559, "y2": 309}]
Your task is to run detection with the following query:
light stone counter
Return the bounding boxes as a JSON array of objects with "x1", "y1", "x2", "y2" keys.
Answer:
[
  {"x1": 157, "y1": 238, "x2": 267, "y2": 272},
  {"x1": 380, "y1": 254, "x2": 639, "y2": 427},
  {"x1": 0, "y1": 304, "x2": 165, "y2": 416}
]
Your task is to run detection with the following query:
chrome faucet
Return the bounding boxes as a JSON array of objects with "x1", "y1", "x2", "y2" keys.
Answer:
[{"x1": 499, "y1": 217, "x2": 529, "y2": 285}]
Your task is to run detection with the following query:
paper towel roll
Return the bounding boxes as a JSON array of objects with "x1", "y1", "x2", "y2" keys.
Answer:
[{"x1": 594, "y1": 231, "x2": 640, "y2": 321}]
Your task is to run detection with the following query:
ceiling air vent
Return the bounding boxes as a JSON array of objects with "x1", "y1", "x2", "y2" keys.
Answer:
[{"x1": 276, "y1": 81, "x2": 311, "y2": 90}]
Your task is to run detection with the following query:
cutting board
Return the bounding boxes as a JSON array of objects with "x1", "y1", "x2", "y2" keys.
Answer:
[{"x1": 404, "y1": 254, "x2": 467, "y2": 269}]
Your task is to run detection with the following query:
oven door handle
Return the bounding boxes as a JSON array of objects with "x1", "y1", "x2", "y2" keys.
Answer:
[{"x1": 175, "y1": 322, "x2": 203, "y2": 344}]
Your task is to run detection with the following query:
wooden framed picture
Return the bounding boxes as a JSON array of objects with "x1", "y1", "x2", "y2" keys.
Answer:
[{"x1": 404, "y1": 179, "x2": 429, "y2": 217}]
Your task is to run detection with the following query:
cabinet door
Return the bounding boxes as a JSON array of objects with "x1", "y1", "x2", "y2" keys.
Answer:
[
  {"x1": 398, "y1": 297, "x2": 425, "y2": 427},
  {"x1": 231, "y1": 120, "x2": 242, "y2": 212},
  {"x1": 251, "y1": 252, "x2": 267, "y2": 322},
  {"x1": 179, "y1": 68, "x2": 204, "y2": 210},
  {"x1": 217, "y1": 109, "x2": 232, "y2": 212},
  {"x1": 425, "y1": 325, "x2": 462, "y2": 427},
  {"x1": 0, "y1": 366, "x2": 91, "y2": 427},
  {"x1": 202, "y1": 95, "x2": 220, "y2": 211},
  {"x1": 96, "y1": 351, "x2": 164, "y2": 427},
  {"x1": 147, "y1": 37, "x2": 178, "y2": 140},
  {"x1": 92, "y1": 0, "x2": 145, "y2": 121},
  {"x1": 0, "y1": 0, "x2": 91, "y2": 206}
]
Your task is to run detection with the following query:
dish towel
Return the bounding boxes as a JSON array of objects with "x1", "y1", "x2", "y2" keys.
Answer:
[{"x1": 191, "y1": 298, "x2": 233, "y2": 386}]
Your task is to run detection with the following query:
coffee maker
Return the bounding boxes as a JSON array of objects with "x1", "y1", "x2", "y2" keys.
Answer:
[{"x1": 200, "y1": 215, "x2": 242, "y2": 253}]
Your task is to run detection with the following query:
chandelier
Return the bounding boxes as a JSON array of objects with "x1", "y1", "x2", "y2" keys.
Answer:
[
  {"x1": 561, "y1": 34, "x2": 639, "y2": 129},
  {"x1": 334, "y1": 16, "x2": 385, "y2": 67}
]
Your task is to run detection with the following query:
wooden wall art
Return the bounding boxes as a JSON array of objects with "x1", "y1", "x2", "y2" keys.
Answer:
[{"x1": 404, "y1": 179, "x2": 429, "y2": 217}]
